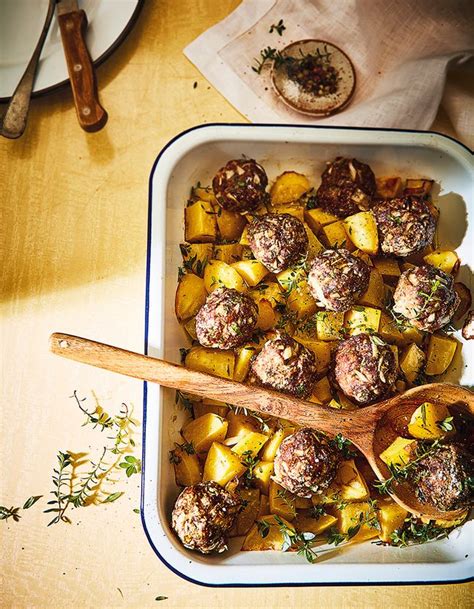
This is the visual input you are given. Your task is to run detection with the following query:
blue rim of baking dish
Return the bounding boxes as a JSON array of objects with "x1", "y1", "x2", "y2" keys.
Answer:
[{"x1": 142, "y1": 123, "x2": 473, "y2": 588}]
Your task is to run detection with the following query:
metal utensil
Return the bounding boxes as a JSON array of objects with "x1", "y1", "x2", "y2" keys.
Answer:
[
  {"x1": 0, "y1": 0, "x2": 56, "y2": 139},
  {"x1": 56, "y1": 0, "x2": 107, "y2": 131}
]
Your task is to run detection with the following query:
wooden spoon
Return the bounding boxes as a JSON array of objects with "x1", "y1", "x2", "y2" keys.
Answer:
[{"x1": 50, "y1": 332, "x2": 474, "y2": 520}]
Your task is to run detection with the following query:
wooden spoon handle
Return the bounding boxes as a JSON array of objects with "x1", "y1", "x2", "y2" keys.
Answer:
[
  {"x1": 49, "y1": 333, "x2": 359, "y2": 438},
  {"x1": 58, "y1": 10, "x2": 107, "y2": 132}
]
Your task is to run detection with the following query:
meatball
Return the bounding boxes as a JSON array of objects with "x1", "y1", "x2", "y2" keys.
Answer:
[
  {"x1": 316, "y1": 157, "x2": 376, "y2": 218},
  {"x1": 392, "y1": 265, "x2": 460, "y2": 333},
  {"x1": 171, "y1": 481, "x2": 241, "y2": 554},
  {"x1": 411, "y1": 443, "x2": 473, "y2": 512},
  {"x1": 212, "y1": 159, "x2": 268, "y2": 213},
  {"x1": 247, "y1": 213, "x2": 308, "y2": 273},
  {"x1": 273, "y1": 428, "x2": 341, "y2": 497},
  {"x1": 462, "y1": 310, "x2": 474, "y2": 341},
  {"x1": 373, "y1": 196, "x2": 436, "y2": 257},
  {"x1": 249, "y1": 332, "x2": 317, "y2": 398},
  {"x1": 308, "y1": 249, "x2": 370, "y2": 312},
  {"x1": 195, "y1": 287, "x2": 258, "y2": 349},
  {"x1": 334, "y1": 333, "x2": 397, "y2": 404}
]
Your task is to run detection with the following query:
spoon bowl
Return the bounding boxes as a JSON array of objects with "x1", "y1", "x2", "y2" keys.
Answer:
[{"x1": 49, "y1": 332, "x2": 473, "y2": 520}]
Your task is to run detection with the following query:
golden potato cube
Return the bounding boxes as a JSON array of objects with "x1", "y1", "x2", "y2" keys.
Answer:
[
  {"x1": 316, "y1": 311, "x2": 345, "y2": 341},
  {"x1": 404, "y1": 178, "x2": 434, "y2": 196},
  {"x1": 399, "y1": 325, "x2": 424, "y2": 347},
  {"x1": 376, "y1": 176, "x2": 403, "y2": 199},
  {"x1": 322, "y1": 221, "x2": 353, "y2": 249},
  {"x1": 213, "y1": 243, "x2": 243, "y2": 264},
  {"x1": 234, "y1": 344, "x2": 258, "y2": 382},
  {"x1": 304, "y1": 208, "x2": 339, "y2": 233},
  {"x1": 204, "y1": 259, "x2": 247, "y2": 293},
  {"x1": 175, "y1": 273, "x2": 208, "y2": 322},
  {"x1": 253, "y1": 461, "x2": 274, "y2": 495},
  {"x1": 294, "y1": 337, "x2": 332, "y2": 374},
  {"x1": 193, "y1": 402, "x2": 229, "y2": 419},
  {"x1": 425, "y1": 334, "x2": 458, "y2": 376},
  {"x1": 373, "y1": 257, "x2": 401, "y2": 279},
  {"x1": 304, "y1": 223, "x2": 325, "y2": 260},
  {"x1": 378, "y1": 311, "x2": 404, "y2": 344},
  {"x1": 313, "y1": 460, "x2": 369, "y2": 505},
  {"x1": 249, "y1": 282, "x2": 285, "y2": 308},
  {"x1": 310, "y1": 376, "x2": 332, "y2": 404},
  {"x1": 216, "y1": 208, "x2": 247, "y2": 241},
  {"x1": 180, "y1": 242, "x2": 214, "y2": 276},
  {"x1": 183, "y1": 414, "x2": 228, "y2": 453},
  {"x1": 276, "y1": 266, "x2": 305, "y2": 292},
  {"x1": 358, "y1": 269, "x2": 385, "y2": 308},
  {"x1": 380, "y1": 437, "x2": 416, "y2": 468},
  {"x1": 408, "y1": 402, "x2": 454, "y2": 439},
  {"x1": 203, "y1": 442, "x2": 246, "y2": 485},
  {"x1": 232, "y1": 431, "x2": 269, "y2": 457},
  {"x1": 399, "y1": 343, "x2": 425, "y2": 383},
  {"x1": 423, "y1": 250, "x2": 460, "y2": 275},
  {"x1": 183, "y1": 317, "x2": 197, "y2": 340},
  {"x1": 336, "y1": 502, "x2": 380, "y2": 543},
  {"x1": 268, "y1": 203, "x2": 305, "y2": 222},
  {"x1": 344, "y1": 211, "x2": 379, "y2": 255},
  {"x1": 269, "y1": 480, "x2": 296, "y2": 521},
  {"x1": 377, "y1": 500, "x2": 408, "y2": 542},
  {"x1": 226, "y1": 411, "x2": 259, "y2": 441},
  {"x1": 239, "y1": 225, "x2": 250, "y2": 245},
  {"x1": 295, "y1": 496, "x2": 313, "y2": 509},
  {"x1": 185, "y1": 200, "x2": 217, "y2": 243},
  {"x1": 352, "y1": 249, "x2": 373, "y2": 267},
  {"x1": 241, "y1": 514, "x2": 295, "y2": 551},
  {"x1": 261, "y1": 427, "x2": 296, "y2": 462},
  {"x1": 171, "y1": 444, "x2": 202, "y2": 486},
  {"x1": 294, "y1": 513, "x2": 337, "y2": 536},
  {"x1": 232, "y1": 259, "x2": 269, "y2": 287},
  {"x1": 255, "y1": 298, "x2": 278, "y2": 331},
  {"x1": 286, "y1": 282, "x2": 317, "y2": 320},
  {"x1": 229, "y1": 488, "x2": 261, "y2": 537},
  {"x1": 185, "y1": 347, "x2": 235, "y2": 379},
  {"x1": 345, "y1": 306, "x2": 381, "y2": 335},
  {"x1": 270, "y1": 171, "x2": 311, "y2": 205}
]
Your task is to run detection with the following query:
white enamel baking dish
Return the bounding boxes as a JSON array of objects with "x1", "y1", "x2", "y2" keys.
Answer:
[{"x1": 142, "y1": 124, "x2": 473, "y2": 587}]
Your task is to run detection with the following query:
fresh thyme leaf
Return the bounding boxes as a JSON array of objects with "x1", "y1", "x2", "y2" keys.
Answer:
[
  {"x1": 117, "y1": 588, "x2": 124, "y2": 599},
  {"x1": 22, "y1": 495, "x2": 42, "y2": 510},
  {"x1": 155, "y1": 596, "x2": 168, "y2": 601},
  {"x1": 251, "y1": 46, "x2": 286, "y2": 74},
  {"x1": 330, "y1": 433, "x2": 357, "y2": 459},
  {"x1": 133, "y1": 508, "x2": 140, "y2": 514},
  {"x1": 175, "y1": 391, "x2": 194, "y2": 413},
  {"x1": 119, "y1": 455, "x2": 141, "y2": 478},
  {"x1": 0, "y1": 506, "x2": 21, "y2": 522},
  {"x1": 437, "y1": 416, "x2": 454, "y2": 432},
  {"x1": 388, "y1": 515, "x2": 453, "y2": 547},
  {"x1": 256, "y1": 519, "x2": 271, "y2": 538},
  {"x1": 269, "y1": 19, "x2": 286, "y2": 35},
  {"x1": 104, "y1": 492, "x2": 124, "y2": 503}
]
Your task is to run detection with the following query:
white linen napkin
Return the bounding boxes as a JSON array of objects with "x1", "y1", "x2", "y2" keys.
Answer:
[{"x1": 184, "y1": 0, "x2": 474, "y2": 148}]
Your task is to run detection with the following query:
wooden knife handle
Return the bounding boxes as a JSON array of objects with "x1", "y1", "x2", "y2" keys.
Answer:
[{"x1": 58, "y1": 10, "x2": 107, "y2": 132}]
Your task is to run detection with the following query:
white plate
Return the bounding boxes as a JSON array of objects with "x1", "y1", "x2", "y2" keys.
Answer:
[
  {"x1": 0, "y1": 0, "x2": 143, "y2": 101},
  {"x1": 143, "y1": 124, "x2": 473, "y2": 587}
]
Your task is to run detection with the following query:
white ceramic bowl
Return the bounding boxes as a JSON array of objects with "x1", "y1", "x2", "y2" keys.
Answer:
[{"x1": 143, "y1": 124, "x2": 473, "y2": 587}]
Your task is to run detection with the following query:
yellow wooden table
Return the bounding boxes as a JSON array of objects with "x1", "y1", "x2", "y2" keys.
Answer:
[{"x1": 0, "y1": 1, "x2": 471, "y2": 607}]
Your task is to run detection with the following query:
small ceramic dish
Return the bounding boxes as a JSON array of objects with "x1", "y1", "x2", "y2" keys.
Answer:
[
  {"x1": 271, "y1": 40, "x2": 356, "y2": 116},
  {"x1": 143, "y1": 123, "x2": 473, "y2": 587}
]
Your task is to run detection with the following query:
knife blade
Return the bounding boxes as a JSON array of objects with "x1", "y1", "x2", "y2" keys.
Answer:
[{"x1": 56, "y1": 0, "x2": 107, "y2": 132}]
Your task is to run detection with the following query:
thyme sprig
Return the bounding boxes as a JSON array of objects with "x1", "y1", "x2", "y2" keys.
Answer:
[
  {"x1": 327, "y1": 499, "x2": 380, "y2": 546},
  {"x1": 372, "y1": 515, "x2": 457, "y2": 547},
  {"x1": 0, "y1": 496, "x2": 43, "y2": 523},
  {"x1": 330, "y1": 433, "x2": 357, "y2": 459},
  {"x1": 252, "y1": 47, "x2": 286, "y2": 74},
  {"x1": 44, "y1": 451, "x2": 73, "y2": 526},
  {"x1": 257, "y1": 515, "x2": 319, "y2": 563},
  {"x1": 374, "y1": 439, "x2": 442, "y2": 494}
]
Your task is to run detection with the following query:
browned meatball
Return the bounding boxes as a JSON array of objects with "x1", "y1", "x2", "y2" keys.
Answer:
[
  {"x1": 171, "y1": 481, "x2": 241, "y2": 554},
  {"x1": 273, "y1": 428, "x2": 341, "y2": 497},
  {"x1": 247, "y1": 213, "x2": 308, "y2": 273},
  {"x1": 212, "y1": 159, "x2": 268, "y2": 213},
  {"x1": 308, "y1": 249, "x2": 370, "y2": 312},
  {"x1": 411, "y1": 443, "x2": 473, "y2": 512},
  {"x1": 393, "y1": 265, "x2": 460, "y2": 332},
  {"x1": 316, "y1": 157, "x2": 376, "y2": 218},
  {"x1": 334, "y1": 333, "x2": 397, "y2": 404},
  {"x1": 373, "y1": 196, "x2": 436, "y2": 257},
  {"x1": 249, "y1": 332, "x2": 317, "y2": 398},
  {"x1": 462, "y1": 310, "x2": 474, "y2": 340},
  {"x1": 195, "y1": 287, "x2": 258, "y2": 349}
]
